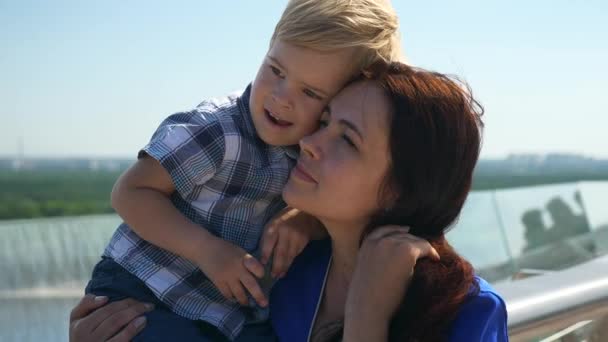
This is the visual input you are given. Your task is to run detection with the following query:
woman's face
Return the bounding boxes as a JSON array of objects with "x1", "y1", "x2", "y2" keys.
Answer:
[{"x1": 282, "y1": 80, "x2": 393, "y2": 226}]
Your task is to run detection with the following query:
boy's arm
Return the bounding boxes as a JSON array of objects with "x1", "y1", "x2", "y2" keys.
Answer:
[
  {"x1": 259, "y1": 208, "x2": 327, "y2": 278},
  {"x1": 111, "y1": 155, "x2": 214, "y2": 264},
  {"x1": 111, "y1": 155, "x2": 267, "y2": 307}
]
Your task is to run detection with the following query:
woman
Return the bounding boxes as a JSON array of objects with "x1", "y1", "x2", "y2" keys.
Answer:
[{"x1": 70, "y1": 63, "x2": 508, "y2": 341}]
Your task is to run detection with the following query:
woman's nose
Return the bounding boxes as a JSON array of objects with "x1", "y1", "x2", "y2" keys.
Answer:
[{"x1": 299, "y1": 133, "x2": 322, "y2": 159}]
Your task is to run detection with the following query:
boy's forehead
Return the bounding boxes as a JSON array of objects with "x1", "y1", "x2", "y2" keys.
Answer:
[{"x1": 268, "y1": 40, "x2": 358, "y2": 94}]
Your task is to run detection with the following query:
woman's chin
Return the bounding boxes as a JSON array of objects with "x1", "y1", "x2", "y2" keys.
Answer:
[
  {"x1": 282, "y1": 181, "x2": 308, "y2": 210},
  {"x1": 281, "y1": 183, "x2": 297, "y2": 207}
]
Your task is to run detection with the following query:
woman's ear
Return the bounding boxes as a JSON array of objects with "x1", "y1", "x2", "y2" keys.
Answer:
[{"x1": 378, "y1": 181, "x2": 399, "y2": 213}]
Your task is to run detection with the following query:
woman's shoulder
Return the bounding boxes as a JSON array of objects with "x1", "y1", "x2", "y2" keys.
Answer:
[
  {"x1": 472, "y1": 276, "x2": 507, "y2": 311},
  {"x1": 448, "y1": 276, "x2": 509, "y2": 341},
  {"x1": 269, "y1": 239, "x2": 333, "y2": 341}
]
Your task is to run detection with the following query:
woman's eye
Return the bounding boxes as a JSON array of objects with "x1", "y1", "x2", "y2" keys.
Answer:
[
  {"x1": 303, "y1": 88, "x2": 321, "y2": 100},
  {"x1": 318, "y1": 119, "x2": 329, "y2": 128},
  {"x1": 342, "y1": 134, "x2": 356, "y2": 148},
  {"x1": 270, "y1": 66, "x2": 282, "y2": 77}
]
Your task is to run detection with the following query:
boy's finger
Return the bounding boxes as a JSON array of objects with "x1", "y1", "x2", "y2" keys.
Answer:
[
  {"x1": 288, "y1": 236, "x2": 305, "y2": 260},
  {"x1": 69, "y1": 294, "x2": 108, "y2": 322},
  {"x1": 271, "y1": 237, "x2": 289, "y2": 277},
  {"x1": 240, "y1": 274, "x2": 268, "y2": 307},
  {"x1": 229, "y1": 281, "x2": 249, "y2": 306},
  {"x1": 107, "y1": 316, "x2": 147, "y2": 342},
  {"x1": 217, "y1": 283, "x2": 234, "y2": 303},
  {"x1": 243, "y1": 254, "x2": 265, "y2": 279},
  {"x1": 261, "y1": 227, "x2": 279, "y2": 264},
  {"x1": 280, "y1": 241, "x2": 303, "y2": 277}
]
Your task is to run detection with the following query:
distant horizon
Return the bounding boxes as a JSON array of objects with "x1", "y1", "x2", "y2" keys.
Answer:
[{"x1": 1, "y1": 151, "x2": 608, "y2": 161}]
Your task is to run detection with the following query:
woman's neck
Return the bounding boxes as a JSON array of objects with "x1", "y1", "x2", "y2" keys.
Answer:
[
  {"x1": 320, "y1": 218, "x2": 368, "y2": 286},
  {"x1": 311, "y1": 218, "x2": 368, "y2": 334}
]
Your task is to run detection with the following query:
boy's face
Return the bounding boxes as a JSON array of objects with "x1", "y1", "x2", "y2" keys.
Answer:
[{"x1": 250, "y1": 40, "x2": 357, "y2": 146}]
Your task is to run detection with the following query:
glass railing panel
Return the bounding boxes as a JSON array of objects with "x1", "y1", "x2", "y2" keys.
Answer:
[
  {"x1": 1, "y1": 182, "x2": 606, "y2": 341},
  {"x1": 579, "y1": 181, "x2": 608, "y2": 256},
  {"x1": 492, "y1": 183, "x2": 596, "y2": 275},
  {"x1": 447, "y1": 191, "x2": 516, "y2": 282}
]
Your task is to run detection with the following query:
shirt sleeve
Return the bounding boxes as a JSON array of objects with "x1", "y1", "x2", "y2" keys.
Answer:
[
  {"x1": 448, "y1": 291, "x2": 509, "y2": 341},
  {"x1": 139, "y1": 109, "x2": 226, "y2": 200}
]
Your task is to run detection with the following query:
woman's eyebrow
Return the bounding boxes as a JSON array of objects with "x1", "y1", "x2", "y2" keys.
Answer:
[
  {"x1": 325, "y1": 105, "x2": 363, "y2": 140},
  {"x1": 338, "y1": 119, "x2": 364, "y2": 141}
]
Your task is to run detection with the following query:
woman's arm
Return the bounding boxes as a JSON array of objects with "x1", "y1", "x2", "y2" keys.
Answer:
[{"x1": 342, "y1": 226, "x2": 439, "y2": 342}]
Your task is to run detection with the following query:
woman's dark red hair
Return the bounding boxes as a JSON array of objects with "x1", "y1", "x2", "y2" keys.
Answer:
[{"x1": 365, "y1": 62, "x2": 484, "y2": 341}]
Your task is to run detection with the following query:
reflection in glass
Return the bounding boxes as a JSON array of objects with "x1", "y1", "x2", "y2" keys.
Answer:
[
  {"x1": 449, "y1": 182, "x2": 608, "y2": 282},
  {"x1": 521, "y1": 193, "x2": 594, "y2": 253}
]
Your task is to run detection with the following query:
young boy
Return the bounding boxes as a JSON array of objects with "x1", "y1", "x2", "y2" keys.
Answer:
[{"x1": 85, "y1": 0, "x2": 402, "y2": 340}]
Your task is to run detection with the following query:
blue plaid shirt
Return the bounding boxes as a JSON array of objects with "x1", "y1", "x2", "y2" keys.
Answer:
[{"x1": 103, "y1": 85, "x2": 297, "y2": 340}]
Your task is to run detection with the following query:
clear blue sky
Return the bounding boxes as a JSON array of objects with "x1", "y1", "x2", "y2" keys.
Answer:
[{"x1": 2, "y1": 0, "x2": 607, "y2": 158}]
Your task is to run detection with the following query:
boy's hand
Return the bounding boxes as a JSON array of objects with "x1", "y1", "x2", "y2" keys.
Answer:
[
  {"x1": 260, "y1": 208, "x2": 327, "y2": 278},
  {"x1": 196, "y1": 236, "x2": 268, "y2": 307}
]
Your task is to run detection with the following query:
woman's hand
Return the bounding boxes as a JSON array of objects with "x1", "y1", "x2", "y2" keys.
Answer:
[
  {"x1": 343, "y1": 226, "x2": 439, "y2": 341},
  {"x1": 259, "y1": 207, "x2": 326, "y2": 278},
  {"x1": 69, "y1": 295, "x2": 154, "y2": 342}
]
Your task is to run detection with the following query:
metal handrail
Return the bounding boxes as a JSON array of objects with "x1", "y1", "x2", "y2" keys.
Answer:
[{"x1": 494, "y1": 254, "x2": 608, "y2": 341}]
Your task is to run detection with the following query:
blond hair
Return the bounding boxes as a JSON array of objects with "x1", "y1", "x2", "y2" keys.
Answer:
[{"x1": 271, "y1": 0, "x2": 404, "y2": 70}]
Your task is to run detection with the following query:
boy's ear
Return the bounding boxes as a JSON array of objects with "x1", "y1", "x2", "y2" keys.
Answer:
[{"x1": 361, "y1": 61, "x2": 391, "y2": 79}]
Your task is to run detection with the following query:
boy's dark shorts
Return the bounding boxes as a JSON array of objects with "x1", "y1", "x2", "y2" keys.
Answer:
[{"x1": 85, "y1": 257, "x2": 275, "y2": 341}]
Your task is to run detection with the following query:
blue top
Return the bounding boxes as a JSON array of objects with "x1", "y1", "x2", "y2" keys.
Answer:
[
  {"x1": 104, "y1": 85, "x2": 297, "y2": 340},
  {"x1": 270, "y1": 239, "x2": 509, "y2": 341}
]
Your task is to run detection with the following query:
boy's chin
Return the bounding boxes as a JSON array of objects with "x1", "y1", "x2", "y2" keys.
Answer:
[{"x1": 258, "y1": 132, "x2": 298, "y2": 147}]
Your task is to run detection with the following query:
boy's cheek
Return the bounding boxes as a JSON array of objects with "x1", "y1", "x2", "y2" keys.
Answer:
[{"x1": 252, "y1": 67, "x2": 273, "y2": 91}]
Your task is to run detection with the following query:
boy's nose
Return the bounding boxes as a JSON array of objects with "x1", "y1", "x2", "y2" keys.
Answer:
[{"x1": 272, "y1": 83, "x2": 293, "y2": 110}]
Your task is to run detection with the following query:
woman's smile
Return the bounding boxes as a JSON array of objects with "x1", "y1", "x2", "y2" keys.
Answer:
[{"x1": 291, "y1": 161, "x2": 317, "y2": 184}]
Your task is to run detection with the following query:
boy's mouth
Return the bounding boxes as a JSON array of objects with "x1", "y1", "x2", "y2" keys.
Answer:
[{"x1": 265, "y1": 109, "x2": 293, "y2": 127}]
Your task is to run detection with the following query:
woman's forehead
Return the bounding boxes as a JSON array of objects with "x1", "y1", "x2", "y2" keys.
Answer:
[
  {"x1": 331, "y1": 81, "x2": 391, "y2": 130},
  {"x1": 328, "y1": 81, "x2": 392, "y2": 157}
]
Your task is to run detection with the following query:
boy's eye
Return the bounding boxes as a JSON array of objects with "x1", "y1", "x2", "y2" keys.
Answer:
[
  {"x1": 303, "y1": 88, "x2": 321, "y2": 100},
  {"x1": 270, "y1": 65, "x2": 283, "y2": 77},
  {"x1": 319, "y1": 109, "x2": 330, "y2": 127}
]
